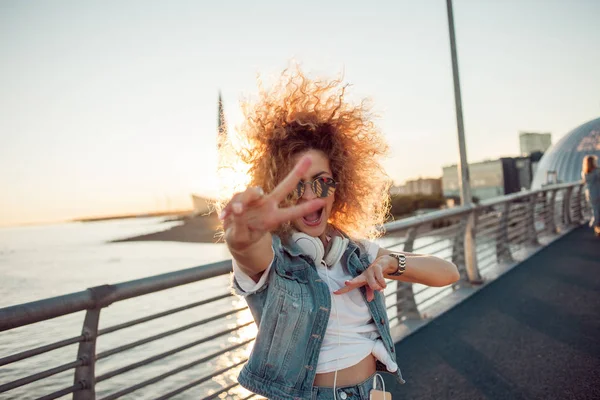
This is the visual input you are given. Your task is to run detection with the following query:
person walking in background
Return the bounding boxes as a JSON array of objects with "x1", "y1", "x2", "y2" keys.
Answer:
[
  {"x1": 582, "y1": 155, "x2": 600, "y2": 237},
  {"x1": 218, "y1": 67, "x2": 459, "y2": 400}
]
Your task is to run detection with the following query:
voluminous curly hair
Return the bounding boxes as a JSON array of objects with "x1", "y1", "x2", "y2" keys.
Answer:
[{"x1": 231, "y1": 67, "x2": 391, "y2": 239}]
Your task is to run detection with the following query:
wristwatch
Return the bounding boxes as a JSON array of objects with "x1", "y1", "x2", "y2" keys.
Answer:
[{"x1": 387, "y1": 253, "x2": 407, "y2": 276}]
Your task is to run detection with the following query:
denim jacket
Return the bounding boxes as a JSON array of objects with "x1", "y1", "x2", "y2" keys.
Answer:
[{"x1": 233, "y1": 234, "x2": 405, "y2": 400}]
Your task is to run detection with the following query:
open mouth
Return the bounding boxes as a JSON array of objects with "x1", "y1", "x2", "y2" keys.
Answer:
[{"x1": 302, "y1": 207, "x2": 324, "y2": 227}]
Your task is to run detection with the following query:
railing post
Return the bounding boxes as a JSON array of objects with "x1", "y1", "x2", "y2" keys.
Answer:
[
  {"x1": 73, "y1": 308, "x2": 100, "y2": 400},
  {"x1": 395, "y1": 227, "x2": 420, "y2": 320},
  {"x1": 403, "y1": 227, "x2": 418, "y2": 254},
  {"x1": 464, "y1": 209, "x2": 483, "y2": 284},
  {"x1": 574, "y1": 184, "x2": 584, "y2": 223},
  {"x1": 547, "y1": 189, "x2": 558, "y2": 234},
  {"x1": 562, "y1": 186, "x2": 574, "y2": 226},
  {"x1": 496, "y1": 202, "x2": 514, "y2": 263},
  {"x1": 452, "y1": 216, "x2": 467, "y2": 279},
  {"x1": 526, "y1": 194, "x2": 540, "y2": 246},
  {"x1": 73, "y1": 285, "x2": 114, "y2": 400}
]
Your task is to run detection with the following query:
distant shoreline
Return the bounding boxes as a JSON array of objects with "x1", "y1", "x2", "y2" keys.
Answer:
[
  {"x1": 110, "y1": 213, "x2": 222, "y2": 244},
  {"x1": 74, "y1": 209, "x2": 194, "y2": 223},
  {"x1": 110, "y1": 209, "x2": 452, "y2": 245}
]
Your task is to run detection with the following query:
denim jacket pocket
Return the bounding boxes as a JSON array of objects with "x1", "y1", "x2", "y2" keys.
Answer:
[{"x1": 273, "y1": 255, "x2": 311, "y2": 297}]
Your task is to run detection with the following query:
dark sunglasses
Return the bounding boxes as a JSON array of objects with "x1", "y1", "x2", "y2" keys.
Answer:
[{"x1": 292, "y1": 176, "x2": 338, "y2": 199}]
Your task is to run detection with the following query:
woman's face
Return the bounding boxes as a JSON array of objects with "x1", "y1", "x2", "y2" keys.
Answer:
[{"x1": 290, "y1": 149, "x2": 336, "y2": 238}]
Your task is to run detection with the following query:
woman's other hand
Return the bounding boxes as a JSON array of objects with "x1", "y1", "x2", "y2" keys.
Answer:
[
  {"x1": 334, "y1": 249, "x2": 460, "y2": 299},
  {"x1": 333, "y1": 255, "x2": 395, "y2": 302}
]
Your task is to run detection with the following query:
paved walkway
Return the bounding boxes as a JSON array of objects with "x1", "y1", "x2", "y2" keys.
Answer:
[{"x1": 388, "y1": 226, "x2": 600, "y2": 399}]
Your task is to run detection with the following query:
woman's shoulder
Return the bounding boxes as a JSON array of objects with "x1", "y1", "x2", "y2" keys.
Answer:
[
  {"x1": 584, "y1": 168, "x2": 600, "y2": 180},
  {"x1": 353, "y1": 238, "x2": 380, "y2": 263}
]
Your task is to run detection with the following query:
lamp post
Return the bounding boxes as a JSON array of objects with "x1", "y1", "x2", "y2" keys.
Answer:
[
  {"x1": 446, "y1": 0, "x2": 482, "y2": 283},
  {"x1": 446, "y1": 0, "x2": 472, "y2": 206}
]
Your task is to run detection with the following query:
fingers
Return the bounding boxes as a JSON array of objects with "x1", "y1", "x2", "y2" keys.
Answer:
[
  {"x1": 373, "y1": 264, "x2": 387, "y2": 289},
  {"x1": 269, "y1": 155, "x2": 312, "y2": 202},
  {"x1": 334, "y1": 277, "x2": 378, "y2": 303},
  {"x1": 220, "y1": 187, "x2": 265, "y2": 220},
  {"x1": 366, "y1": 272, "x2": 382, "y2": 292},
  {"x1": 366, "y1": 286, "x2": 375, "y2": 302},
  {"x1": 333, "y1": 275, "x2": 366, "y2": 295},
  {"x1": 333, "y1": 263, "x2": 388, "y2": 302},
  {"x1": 274, "y1": 198, "x2": 326, "y2": 225}
]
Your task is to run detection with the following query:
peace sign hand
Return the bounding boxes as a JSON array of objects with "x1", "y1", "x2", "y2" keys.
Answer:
[{"x1": 221, "y1": 155, "x2": 326, "y2": 253}]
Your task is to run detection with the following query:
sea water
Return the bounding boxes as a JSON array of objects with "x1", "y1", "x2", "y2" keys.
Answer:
[{"x1": 0, "y1": 218, "x2": 251, "y2": 400}]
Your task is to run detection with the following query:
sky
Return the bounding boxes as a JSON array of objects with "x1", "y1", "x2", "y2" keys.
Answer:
[{"x1": 1, "y1": 0, "x2": 599, "y2": 227}]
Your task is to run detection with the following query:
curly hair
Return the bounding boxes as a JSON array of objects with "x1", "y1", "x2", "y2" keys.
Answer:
[{"x1": 226, "y1": 67, "x2": 391, "y2": 239}]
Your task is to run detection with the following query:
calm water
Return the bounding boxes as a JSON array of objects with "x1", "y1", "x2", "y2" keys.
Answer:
[
  {"x1": 0, "y1": 218, "x2": 456, "y2": 399},
  {"x1": 0, "y1": 218, "x2": 256, "y2": 400},
  {"x1": 0, "y1": 218, "x2": 231, "y2": 306}
]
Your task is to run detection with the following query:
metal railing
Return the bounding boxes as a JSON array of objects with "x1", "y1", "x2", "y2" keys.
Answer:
[{"x1": 0, "y1": 182, "x2": 590, "y2": 399}]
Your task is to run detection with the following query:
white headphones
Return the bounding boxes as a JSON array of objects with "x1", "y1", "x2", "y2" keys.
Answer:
[{"x1": 291, "y1": 231, "x2": 349, "y2": 267}]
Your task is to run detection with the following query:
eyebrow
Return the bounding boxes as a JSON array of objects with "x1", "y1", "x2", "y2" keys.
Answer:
[{"x1": 311, "y1": 171, "x2": 331, "y2": 179}]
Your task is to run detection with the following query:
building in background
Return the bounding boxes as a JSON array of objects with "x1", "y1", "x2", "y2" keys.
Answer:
[
  {"x1": 391, "y1": 178, "x2": 442, "y2": 196},
  {"x1": 216, "y1": 91, "x2": 228, "y2": 152},
  {"x1": 442, "y1": 130, "x2": 557, "y2": 202},
  {"x1": 531, "y1": 117, "x2": 600, "y2": 188},
  {"x1": 514, "y1": 156, "x2": 533, "y2": 190},
  {"x1": 442, "y1": 155, "x2": 540, "y2": 202},
  {"x1": 528, "y1": 151, "x2": 545, "y2": 183},
  {"x1": 520, "y1": 132, "x2": 552, "y2": 155},
  {"x1": 443, "y1": 160, "x2": 505, "y2": 201},
  {"x1": 190, "y1": 94, "x2": 225, "y2": 215}
]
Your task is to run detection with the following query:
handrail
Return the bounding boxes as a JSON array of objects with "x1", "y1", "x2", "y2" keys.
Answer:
[
  {"x1": 477, "y1": 181, "x2": 575, "y2": 208},
  {"x1": 384, "y1": 204, "x2": 474, "y2": 232},
  {"x1": 0, "y1": 181, "x2": 589, "y2": 400},
  {"x1": 1, "y1": 182, "x2": 582, "y2": 332},
  {"x1": 0, "y1": 260, "x2": 232, "y2": 331}
]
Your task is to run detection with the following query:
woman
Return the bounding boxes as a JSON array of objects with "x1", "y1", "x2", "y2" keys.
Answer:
[
  {"x1": 582, "y1": 155, "x2": 600, "y2": 237},
  {"x1": 219, "y1": 68, "x2": 459, "y2": 400}
]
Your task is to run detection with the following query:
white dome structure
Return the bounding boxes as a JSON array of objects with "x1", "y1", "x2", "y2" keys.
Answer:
[{"x1": 531, "y1": 117, "x2": 600, "y2": 189}]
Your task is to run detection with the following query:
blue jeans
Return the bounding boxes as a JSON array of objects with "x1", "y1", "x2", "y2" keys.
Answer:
[{"x1": 311, "y1": 373, "x2": 380, "y2": 400}]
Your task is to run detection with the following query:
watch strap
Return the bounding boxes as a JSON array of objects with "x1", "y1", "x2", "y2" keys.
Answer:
[{"x1": 388, "y1": 253, "x2": 407, "y2": 276}]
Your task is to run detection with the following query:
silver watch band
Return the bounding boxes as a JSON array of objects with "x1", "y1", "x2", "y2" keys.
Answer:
[{"x1": 388, "y1": 253, "x2": 407, "y2": 276}]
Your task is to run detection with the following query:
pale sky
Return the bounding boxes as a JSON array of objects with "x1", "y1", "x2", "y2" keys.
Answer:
[{"x1": 1, "y1": 0, "x2": 599, "y2": 227}]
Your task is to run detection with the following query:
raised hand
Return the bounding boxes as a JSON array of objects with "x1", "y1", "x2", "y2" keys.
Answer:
[{"x1": 221, "y1": 155, "x2": 326, "y2": 253}]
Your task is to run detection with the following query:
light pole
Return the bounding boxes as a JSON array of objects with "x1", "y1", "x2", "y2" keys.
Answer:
[
  {"x1": 446, "y1": 0, "x2": 472, "y2": 206},
  {"x1": 446, "y1": 0, "x2": 482, "y2": 283}
]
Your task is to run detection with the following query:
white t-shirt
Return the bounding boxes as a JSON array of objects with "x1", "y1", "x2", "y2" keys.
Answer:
[{"x1": 233, "y1": 239, "x2": 398, "y2": 374}]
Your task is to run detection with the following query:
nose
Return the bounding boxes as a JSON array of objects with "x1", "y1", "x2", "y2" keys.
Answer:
[{"x1": 300, "y1": 182, "x2": 317, "y2": 200}]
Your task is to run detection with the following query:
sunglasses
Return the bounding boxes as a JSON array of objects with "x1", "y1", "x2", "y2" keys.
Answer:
[{"x1": 292, "y1": 176, "x2": 338, "y2": 199}]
